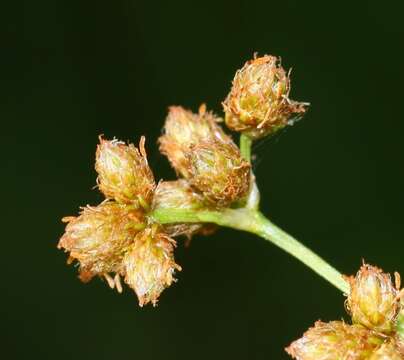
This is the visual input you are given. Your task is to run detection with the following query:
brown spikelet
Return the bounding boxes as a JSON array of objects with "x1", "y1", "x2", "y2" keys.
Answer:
[
  {"x1": 58, "y1": 201, "x2": 145, "y2": 282},
  {"x1": 95, "y1": 136, "x2": 155, "y2": 208},
  {"x1": 123, "y1": 225, "x2": 181, "y2": 306},
  {"x1": 223, "y1": 55, "x2": 308, "y2": 139},
  {"x1": 159, "y1": 106, "x2": 250, "y2": 206},
  {"x1": 187, "y1": 140, "x2": 250, "y2": 206},
  {"x1": 286, "y1": 321, "x2": 383, "y2": 360},
  {"x1": 159, "y1": 106, "x2": 231, "y2": 178},
  {"x1": 345, "y1": 264, "x2": 399, "y2": 334}
]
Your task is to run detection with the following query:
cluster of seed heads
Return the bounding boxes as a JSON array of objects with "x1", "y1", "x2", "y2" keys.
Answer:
[
  {"x1": 58, "y1": 54, "x2": 404, "y2": 358},
  {"x1": 58, "y1": 54, "x2": 306, "y2": 306}
]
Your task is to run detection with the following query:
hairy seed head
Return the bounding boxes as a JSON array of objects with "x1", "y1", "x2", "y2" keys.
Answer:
[
  {"x1": 159, "y1": 106, "x2": 250, "y2": 206},
  {"x1": 346, "y1": 264, "x2": 399, "y2": 334},
  {"x1": 58, "y1": 202, "x2": 144, "y2": 281},
  {"x1": 286, "y1": 321, "x2": 383, "y2": 360},
  {"x1": 123, "y1": 225, "x2": 181, "y2": 306},
  {"x1": 95, "y1": 136, "x2": 155, "y2": 208},
  {"x1": 159, "y1": 105, "x2": 232, "y2": 178},
  {"x1": 223, "y1": 55, "x2": 308, "y2": 139},
  {"x1": 188, "y1": 140, "x2": 250, "y2": 206}
]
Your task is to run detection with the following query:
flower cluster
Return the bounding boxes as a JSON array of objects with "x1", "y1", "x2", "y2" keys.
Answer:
[
  {"x1": 286, "y1": 264, "x2": 404, "y2": 359},
  {"x1": 58, "y1": 54, "x2": 308, "y2": 306},
  {"x1": 59, "y1": 137, "x2": 179, "y2": 306}
]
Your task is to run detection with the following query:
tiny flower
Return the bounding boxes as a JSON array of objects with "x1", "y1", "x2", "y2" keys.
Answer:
[
  {"x1": 123, "y1": 225, "x2": 181, "y2": 306},
  {"x1": 159, "y1": 105, "x2": 232, "y2": 178},
  {"x1": 58, "y1": 202, "x2": 145, "y2": 282},
  {"x1": 159, "y1": 105, "x2": 250, "y2": 206},
  {"x1": 95, "y1": 136, "x2": 155, "y2": 208},
  {"x1": 346, "y1": 264, "x2": 399, "y2": 334},
  {"x1": 188, "y1": 140, "x2": 250, "y2": 206},
  {"x1": 369, "y1": 341, "x2": 402, "y2": 360},
  {"x1": 223, "y1": 54, "x2": 308, "y2": 139},
  {"x1": 286, "y1": 321, "x2": 383, "y2": 360}
]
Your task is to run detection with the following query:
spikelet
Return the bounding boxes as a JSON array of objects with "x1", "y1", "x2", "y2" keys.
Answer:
[
  {"x1": 58, "y1": 201, "x2": 145, "y2": 282},
  {"x1": 95, "y1": 136, "x2": 155, "y2": 208},
  {"x1": 286, "y1": 321, "x2": 383, "y2": 360},
  {"x1": 159, "y1": 106, "x2": 250, "y2": 206},
  {"x1": 223, "y1": 55, "x2": 308, "y2": 139},
  {"x1": 159, "y1": 105, "x2": 231, "y2": 178},
  {"x1": 188, "y1": 140, "x2": 250, "y2": 206},
  {"x1": 123, "y1": 225, "x2": 181, "y2": 306},
  {"x1": 346, "y1": 264, "x2": 399, "y2": 334}
]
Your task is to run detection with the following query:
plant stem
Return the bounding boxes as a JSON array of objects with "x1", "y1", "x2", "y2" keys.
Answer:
[
  {"x1": 151, "y1": 207, "x2": 349, "y2": 294},
  {"x1": 252, "y1": 212, "x2": 349, "y2": 293},
  {"x1": 240, "y1": 134, "x2": 253, "y2": 162},
  {"x1": 239, "y1": 133, "x2": 260, "y2": 209}
]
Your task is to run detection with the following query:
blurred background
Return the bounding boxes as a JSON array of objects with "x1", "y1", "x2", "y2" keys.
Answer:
[{"x1": 2, "y1": 0, "x2": 404, "y2": 358}]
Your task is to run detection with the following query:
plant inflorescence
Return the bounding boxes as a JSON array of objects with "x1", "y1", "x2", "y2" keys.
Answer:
[{"x1": 58, "y1": 55, "x2": 404, "y2": 358}]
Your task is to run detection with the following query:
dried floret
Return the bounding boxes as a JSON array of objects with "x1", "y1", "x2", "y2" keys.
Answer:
[
  {"x1": 346, "y1": 264, "x2": 399, "y2": 334},
  {"x1": 223, "y1": 55, "x2": 308, "y2": 139},
  {"x1": 188, "y1": 140, "x2": 250, "y2": 206},
  {"x1": 58, "y1": 202, "x2": 144, "y2": 282},
  {"x1": 123, "y1": 225, "x2": 181, "y2": 306},
  {"x1": 286, "y1": 321, "x2": 383, "y2": 360},
  {"x1": 95, "y1": 136, "x2": 155, "y2": 208}
]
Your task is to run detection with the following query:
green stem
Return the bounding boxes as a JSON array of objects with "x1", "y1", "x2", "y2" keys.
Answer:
[
  {"x1": 151, "y1": 207, "x2": 349, "y2": 294},
  {"x1": 240, "y1": 134, "x2": 253, "y2": 162},
  {"x1": 252, "y1": 212, "x2": 349, "y2": 293},
  {"x1": 239, "y1": 133, "x2": 260, "y2": 209}
]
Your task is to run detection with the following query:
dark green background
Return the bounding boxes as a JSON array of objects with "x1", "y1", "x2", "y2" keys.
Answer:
[{"x1": 3, "y1": 0, "x2": 404, "y2": 359}]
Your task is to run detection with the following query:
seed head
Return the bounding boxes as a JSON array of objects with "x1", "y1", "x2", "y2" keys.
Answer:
[
  {"x1": 159, "y1": 105, "x2": 232, "y2": 178},
  {"x1": 58, "y1": 202, "x2": 144, "y2": 281},
  {"x1": 346, "y1": 264, "x2": 399, "y2": 334},
  {"x1": 159, "y1": 106, "x2": 250, "y2": 206},
  {"x1": 123, "y1": 225, "x2": 181, "y2": 306},
  {"x1": 95, "y1": 136, "x2": 155, "y2": 208},
  {"x1": 286, "y1": 321, "x2": 383, "y2": 360},
  {"x1": 188, "y1": 140, "x2": 250, "y2": 206},
  {"x1": 223, "y1": 55, "x2": 308, "y2": 139}
]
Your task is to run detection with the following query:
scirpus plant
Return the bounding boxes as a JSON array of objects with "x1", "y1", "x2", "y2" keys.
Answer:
[{"x1": 58, "y1": 54, "x2": 404, "y2": 358}]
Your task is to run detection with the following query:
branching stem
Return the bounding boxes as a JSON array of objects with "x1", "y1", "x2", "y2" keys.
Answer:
[{"x1": 151, "y1": 207, "x2": 349, "y2": 294}]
